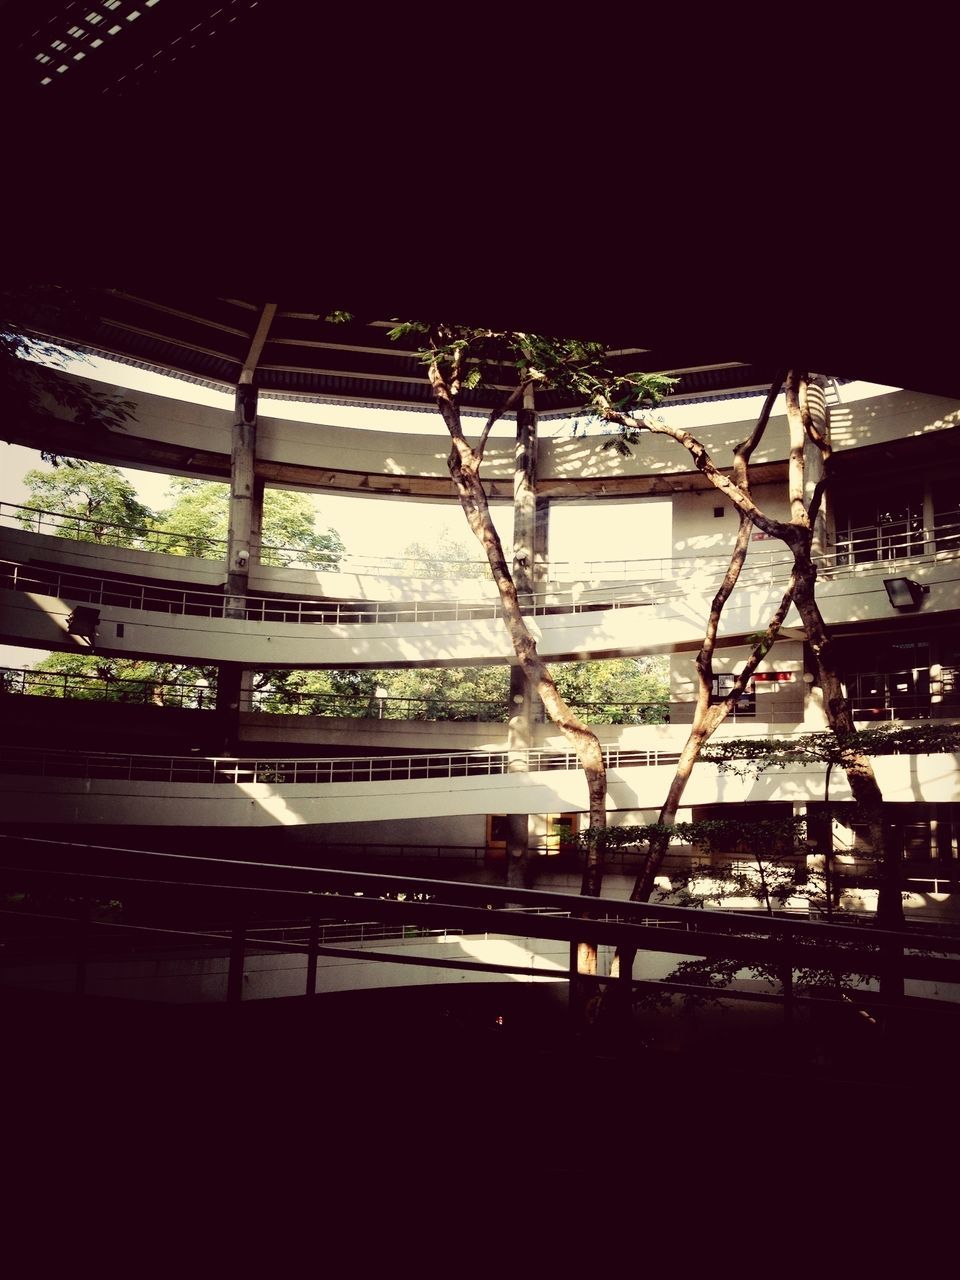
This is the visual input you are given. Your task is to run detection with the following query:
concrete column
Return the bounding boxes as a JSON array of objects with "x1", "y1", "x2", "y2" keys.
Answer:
[
  {"x1": 225, "y1": 377, "x2": 259, "y2": 615},
  {"x1": 218, "y1": 378, "x2": 263, "y2": 752},
  {"x1": 805, "y1": 375, "x2": 830, "y2": 562},
  {"x1": 250, "y1": 475, "x2": 266, "y2": 564}
]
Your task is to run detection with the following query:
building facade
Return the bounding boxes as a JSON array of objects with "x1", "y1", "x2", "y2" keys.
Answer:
[{"x1": 3, "y1": 352, "x2": 960, "y2": 926}]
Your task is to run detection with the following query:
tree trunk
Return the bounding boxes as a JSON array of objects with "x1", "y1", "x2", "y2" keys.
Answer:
[
  {"x1": 790, "y1": 555, "x2": 904, "y2": 932},
  {"x1": 436, "y1": 383, "x2": 608, "y2": 977},
  {"x1": 601, "y1": 369, "x2": 904, "y2": 954}
]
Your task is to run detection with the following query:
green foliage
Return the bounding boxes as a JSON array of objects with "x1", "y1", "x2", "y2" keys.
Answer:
[
  {"x1": 25, "y1": 652, "x2": 216, "y2": 707},
  {"x1": 577, "y1": 814, "x2": 810, "y2": 855},
  {"x1": 255, "y1": 664, "x2": 510, "y2": 720},
  {"x1": 378, "y1": 665, "x2": 508, "y2": 719},
  {"x1": 701, "y1": 724, "x2": 960, "y2": 778},
  {"x1": 387, "y1": 321, "x2": 678, "y2": 417},
  {"x1": 153, "y1": 478, "x2": 345, "y2": 568},
  {"x1": 15, "y1": 468, "x2": 346, "y2": 568},
  {"x1": 399, "y1": 533, "x2": 488, "y2": 580},
  {"x1": 552, "y1": 656, "x2": 669, "y2": 724},
  {"x1": 252, "y1": 657, "x2": 670, "y2": 723},
  {"x1": 17, "y1": 464, "x2": 155, "y2": 542}
]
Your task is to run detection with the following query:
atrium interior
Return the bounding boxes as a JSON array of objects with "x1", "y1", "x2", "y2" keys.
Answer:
[{"x1": 4, "y1": 293, "x2": 960, "y2": 1196}]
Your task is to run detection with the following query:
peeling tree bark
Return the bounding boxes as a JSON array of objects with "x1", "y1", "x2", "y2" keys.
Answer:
[
  {"x1": 427, "y1": 352, "x2": 608, "y2": 976},
  {"x1": 601, "y1": 369, "x2": 904, "y2": 944}
]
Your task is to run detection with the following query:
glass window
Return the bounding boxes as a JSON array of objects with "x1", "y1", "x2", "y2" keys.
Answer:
[
  {"x1": 710, "y1": 673, "x2": 756, "y2": 716},
  {"x1": 834, "y1": 483, "x2": 924, "y2": 565}
]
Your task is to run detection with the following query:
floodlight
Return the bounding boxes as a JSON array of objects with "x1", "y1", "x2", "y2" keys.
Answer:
[
  {"x1": 66, "y1": 606, "x2": 100, "y2": 646},
  {"x1": 882, "y1": 577, "x2": 928, "y2": 610}
]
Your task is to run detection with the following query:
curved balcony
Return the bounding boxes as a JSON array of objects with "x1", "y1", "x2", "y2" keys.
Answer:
[
  {"x1": 13, "y1": 375, "x2": 960, "y2": 498},
  {"x1": 3, "y1": 536, "x2": 959, "y2": 669},
  {"x1": 1, "y1": 741, "x2": 958, "y2": 829}
]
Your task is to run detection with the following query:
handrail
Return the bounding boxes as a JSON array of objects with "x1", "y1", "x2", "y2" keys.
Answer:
[
  {"x1": 0, "y1": 666, "x2": 214, "y2": 708},
  {"x1": 0, "y1": 500, "x2": 230, "y2": 558},
  {"x1": 0, "y1": 498, "x2": 784, "y2": 580},
  {"x1": 7, "y1": 496, "x2": 960, "y2": 582},
  {"x1": 0, "y1": 742, "x2": 683, "y2": 784},
  {"x1": 3, "y1": 840, "x2": 960, "y2": 1002},
  {"x1": 820, "y1": 517, "x2": 960, "y2": 569},
  {"x1": 0, "y1": 665, "x2": 753, "y2": 725},
  {"x1": 0, "y1": 556, "x2": 706, "y2": 624},
  {"x1": 0, "y1": 546, "x2": 891, "y2": 625}
]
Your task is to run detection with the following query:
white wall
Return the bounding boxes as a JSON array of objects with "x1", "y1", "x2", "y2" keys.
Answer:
[
  {"x1": 3, "y1": 752, "x2": 958, "y2": 828},
  {"x1": 27, "y1": 376, "x2": 960, "y2": 488}
]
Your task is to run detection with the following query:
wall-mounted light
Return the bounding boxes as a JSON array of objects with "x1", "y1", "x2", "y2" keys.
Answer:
[
  {"x1": 235, "y1": 551, "x2": 249, "y2": 570},
  {"x1": 883, "y1": 577, "x2": 929, "y2": 610},
  {"x1": 66, "y1": 605, "x2": 100, "y2": 647}
]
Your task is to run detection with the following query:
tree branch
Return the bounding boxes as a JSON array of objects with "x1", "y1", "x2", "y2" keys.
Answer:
[
  {"x1": 475, "y1": 381, "x2": 527, "y2": 460},
  {"x1": 733, "y1": 368, "x2": 788, "y2": 482},
  {"x1": 784, "y1": 369, "x2": 811, "y2": 527},
  {"x1": 603, "y1": 406, "x2": 795, "y2": 543}
]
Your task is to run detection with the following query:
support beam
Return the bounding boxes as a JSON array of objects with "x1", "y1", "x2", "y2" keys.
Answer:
[
  {"x1": 225, "y1": 378, "x2": 259, "y2": 615},
  {"x1": 218, "y1": 379, "x2": 265, "y2": 752}
]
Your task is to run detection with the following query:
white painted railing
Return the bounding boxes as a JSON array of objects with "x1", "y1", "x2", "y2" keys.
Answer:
[{"x1": 0, "y1": 744, "x2": 683, "y2": 785}]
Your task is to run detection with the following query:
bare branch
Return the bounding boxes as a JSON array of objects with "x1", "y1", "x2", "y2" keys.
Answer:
[
  {"x1": 605, "y1": 407, "x2": 792, "y2": 542},
  {"x1": 698, "y1": 513, "x2": 754, "y2": 682},
  {"x1": 784, "y1": 370, "x2": 811, "y2": 527},
  {"x1": 808, "y1": 473, "x2": 829, "y2": 528},
  {"x1": 475, "y1": 381, "x2": 526, "y2": 460},
  {"x1": 733, "y1": 369, "x2": 788, "y2": 483},
  {"x1": 721, "y1": 570, "x2": 798, "y2": 706}
]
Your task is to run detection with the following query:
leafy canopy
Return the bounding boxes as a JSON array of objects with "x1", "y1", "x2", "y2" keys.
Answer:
[
  {"x1": 17, "y1": 464, "x2": 154, "y2": 542},
  {"x1": 701, "y1": 724, "x2": 960, "y2": 777},
  {"x1": 387, "y1": 321, "x2": 677, "y2": 418},
  {"x1": 154, "y1": 478, "x2": 345, "y2": 568}
]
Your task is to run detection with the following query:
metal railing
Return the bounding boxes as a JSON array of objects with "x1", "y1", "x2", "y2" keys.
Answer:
[
  {"x1": 0, "y1": 743, "x2": 683, "y2": 785},
  {"x1": 845, "y1": 668, "x2": 960, "y2": 722},
  {"x1": 0, "y1": 666, "x2": 214, "y2": 708},
  {"x1": 0, "y1": 500, "x2": 229, "y2": 558},
  {"x1": 7, "y1": 497, "x2": 960, "y2": 586},
  {"x1": 2, "y1": 499, "x2": 787, "y2": 582},
  {"x1": 822, "y1": 516, "x2": 960, "y2": 570},
  {"x1": 3, "y1": 841, "x2": 960, "y2": 1011},
  {"x1": 0, "y1": 501, "x2": 339, "y2": 570},
  {"x1": 0, "y1": 556, "x2": 681, "y2": 624},
  {"x1": 0, "y1": 667, "x2": 758, "y2": 726}
]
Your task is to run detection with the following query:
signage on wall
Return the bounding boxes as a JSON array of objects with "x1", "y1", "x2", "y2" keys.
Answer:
[{"x1": 753, "y1": 672, "x2": 795, "y2": 683}]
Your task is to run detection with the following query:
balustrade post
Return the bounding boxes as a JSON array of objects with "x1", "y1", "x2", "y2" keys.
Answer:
[
  {"x1": 74, "y1": 899, "x2": 90, "y2": 997},
  {"x1": 781, "y1": 932, "x2": 794, "y2": 1026},
  {"x1": 227, "y1": 921, "x2": 246, "y2": 1004},
  {"x1": 305, "y1": 913, "x2": 319, "y2": 998}
]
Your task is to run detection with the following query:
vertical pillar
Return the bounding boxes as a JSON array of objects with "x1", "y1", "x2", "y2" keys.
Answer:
[
  {"x1": 74, "y1": 899, "x2": 90, "y2": 997},
  {"x1": 225, "y1": 376, "x2": 258, "y2": 614},
  {"x1": 805, "y1": 375, "x2": 830, "y2": 562},
  {"x1": 305, "y1": 912, "x2": 319, "y2": 999},
  {"x1": 922, "y1": 484, "x2": 937, "y2": 556},
  {"x1": 227, "y1": 921, "x2": 246, "y2": 1004},
  {"x1": 217, "y1": 377, "x2": 264, "y2": 753},
  {"x1": 506, "y1": 383, "x2": 539, "y2": 887}
]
